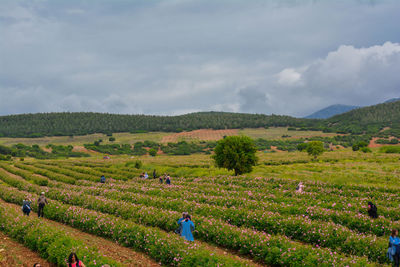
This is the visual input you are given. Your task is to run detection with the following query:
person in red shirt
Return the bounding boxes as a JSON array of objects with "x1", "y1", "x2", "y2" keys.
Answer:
[{"x1": 67, "y1": 253, "x2": 86, "y2": 267}]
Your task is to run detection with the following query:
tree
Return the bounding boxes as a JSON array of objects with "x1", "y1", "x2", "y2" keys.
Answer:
[
  {"x1": 109, "y1": 137, "x2": 116, "y2": 142},
  {"x1": 149, "y1": 148, "x2": 157, "y2": 157},
  {"x1": 213, "y1": 136, "x2": 258, "y2": 176},
  {"x1": 306, "y1": 141, "x2": 324, "y2": 159}
]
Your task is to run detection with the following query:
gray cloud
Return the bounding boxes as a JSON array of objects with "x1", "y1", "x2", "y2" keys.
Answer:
[{"x1": 0, "y1": 0, "x2": 400, "y2": 116}]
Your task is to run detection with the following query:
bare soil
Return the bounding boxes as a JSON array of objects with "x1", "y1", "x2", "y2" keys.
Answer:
[{"x1": 161, "y1": 129, "x2": 238, "y2": 143}]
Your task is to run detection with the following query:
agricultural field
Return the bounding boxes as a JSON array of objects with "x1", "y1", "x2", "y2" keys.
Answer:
[
  {"x1": 0, "y1": 127, "x2": 341, "y2": 147},
  {"x1": 0, "y1": 149, "x2": 399, "y2": 266}
]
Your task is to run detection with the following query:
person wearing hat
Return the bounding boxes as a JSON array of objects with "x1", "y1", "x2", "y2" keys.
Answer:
[{"x1": 37, "y1": 192, "x2": 48, "y2": 218}]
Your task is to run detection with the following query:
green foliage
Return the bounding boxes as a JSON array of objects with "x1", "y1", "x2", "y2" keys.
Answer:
[
  {"x1": 149, "y1": 148, "x2": 157, "y2": 157},
  {"x1": 306, "y1": 141, "x2": 324, "y2": 159},
  {"x1": 379, "y1": 146, "x2": 400, "y2": 153},
  {"x1": 352, "y1": 141, "x2": 368, "y2": 151},
  {"x1": 213, "y1": 136, "x2": 258, "y2": 175},
  {"x1": 360, "y1": 147, "x2": 372, "y2": 153},
  {"x1": 297, "y1": 143, "x2": 308, "y2": 151},
  {"x1": 109, "y1": 137, "x2": 116, "y2": 142},
  {"x1": 134, "y1": 160, "x2": 142, "y2": 169}
]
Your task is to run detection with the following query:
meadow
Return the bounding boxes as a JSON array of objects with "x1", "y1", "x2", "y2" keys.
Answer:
[{"x1": 0, "y1": 147, "x2": 399, "y2": 266}]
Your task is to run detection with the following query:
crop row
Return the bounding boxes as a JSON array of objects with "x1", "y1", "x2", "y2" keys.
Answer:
[
  {"x1": 0, "y1": 183, "x2": 251, "y2": 266},
  {"x1": 0, "y1": 180, "x2": 372, "y2": 266},
  {"x1": 20, "y1": 162, "x2": 400, "y2": 233},
  {"x1": 0, "y1": 200, "x2": 118, "y2": 267},
  {"x1": 0, "y1": 166, "x2": 387, "y2": 264}
]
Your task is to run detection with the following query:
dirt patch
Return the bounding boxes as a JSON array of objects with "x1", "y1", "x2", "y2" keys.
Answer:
[
  {"x1": 161, "y1": 129, "x2": 238, "y2": 143},
  {"x1": 72, "y1": 146, "x2": 93, "y2": 153},
  {"x1": 0, "y1": 231, "x2": 55, "y2": 267},
  {"x1": 0, "y1": 200, "x2": 159, "y2": 267},
  {"x1": 369, "y1": 137, "x2": 400, "y2": 148}
]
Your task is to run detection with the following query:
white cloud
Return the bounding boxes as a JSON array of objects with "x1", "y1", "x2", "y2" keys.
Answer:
[{"x1": 277, "y1": 68, "x2": 301, "y2": 86}]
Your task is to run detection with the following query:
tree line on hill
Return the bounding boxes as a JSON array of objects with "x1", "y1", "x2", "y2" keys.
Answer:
[{"x1": 0, "y1": 101, "x2": 399, "y2": 138}]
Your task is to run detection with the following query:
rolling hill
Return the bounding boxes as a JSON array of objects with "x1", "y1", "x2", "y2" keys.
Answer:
[{"x1": 0, "y1": 100, "x2": 399, "y2": 138}]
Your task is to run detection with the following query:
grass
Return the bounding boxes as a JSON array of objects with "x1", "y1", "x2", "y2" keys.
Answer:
[
  {"x1": 57, "y1": 147, "x2": 400, "y2": 190},
  {"x1": 239, "y1": 127, "x2": 340, "y2": 140},
  {"x1": 0, "y1": 132, "x2": 170, "y2": 147},
  {"x1": 0, "y1": 127, "x2": 340, "y2": 147}
]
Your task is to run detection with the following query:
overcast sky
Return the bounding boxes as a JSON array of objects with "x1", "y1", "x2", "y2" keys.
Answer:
[{"x1": 1, "y1": 0, "x2": 400, "y2": 117}]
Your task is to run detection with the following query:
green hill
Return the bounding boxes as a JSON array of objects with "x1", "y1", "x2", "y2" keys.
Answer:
[
  {"x1": 0, "y1": 112, "x2": 316, "y2": 138},
  {"x1": 0, "y1": 100, "x2": 399, "y2": 138},
  {"x1": 324, "y1": 101, "x2": 400, "y2": 136}
]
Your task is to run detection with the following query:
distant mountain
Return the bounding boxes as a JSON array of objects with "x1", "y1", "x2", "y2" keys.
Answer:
[
  {"x1": 304, "y1": 104, "x2": 360, "y2": 119},
  {"x1": 385, "y1": 98, "x2": 400, "y2": 103}
]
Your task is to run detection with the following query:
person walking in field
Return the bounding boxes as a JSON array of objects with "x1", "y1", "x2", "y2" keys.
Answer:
[
  {"x1": 175, "y1": 212, "x2": 188, "y2": 234},
  {"x1": 22, "y1": 197, "x2": 32, "y2": 216},
  {"x1": 37, "y1": 192, "x2": 48, "y2": 218},
  {"x1": 368, "y1": 201, "x2": 378, "y2": 218},
  {"x1": 296, "y1": 182, "x2": 304, "y2": 193},
  {"x1": 166, "y1": 174, "x2": 171, "y2": 185},
  {"x1": 144, "y1": 172, "x2": 149, "y2": 179},
  {"x1": 153, "y1": 169, "x2": 157, "y2": 179},
  {"x1": 100, "y1": 175, "x2": 106, "y2": 183},
  {"x1": 68, "y1": 252, "x2": 86, "y2": 267},
  {"x1": 389, "y1": 229, "x2": 400, "y2": 266},
  {"x1": 181, "y1": 214, "x2": 195, "y2": 242}
]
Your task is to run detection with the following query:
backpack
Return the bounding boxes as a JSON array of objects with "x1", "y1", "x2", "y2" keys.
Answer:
[{"x1": 22, "y1": 203, "x2": 31, "y2": 212}]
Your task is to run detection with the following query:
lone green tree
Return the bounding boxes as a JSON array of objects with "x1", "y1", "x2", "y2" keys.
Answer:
[
  {"x1": 306, "y1": 141, "x2": 324, "y2": 160},
  {"x1": 148, "y1": 148, "x2": 157, "y2": 157},
  {"x1": 213, "y1": 136, "x2": 258, "y2": 176}
]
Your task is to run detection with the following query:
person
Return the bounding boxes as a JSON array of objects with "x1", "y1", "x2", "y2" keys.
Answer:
[
  {"x1": 153, "y1": 169, "x2": 157, "y2": 179},
  {"x1": 175, "y1": 212, "x2": 188, "y2": 234},
  {"x1": 68, "y1": 252, "x2": 86, "y2": 267},
  {"x1": 389, "y1": 229, "x2": 400, "y2": 266},
  {"x1": 33, "y1": 263, "x2": 41, "y2": 267},
  {"x1": 37, "y1": 192, "x2": 48, "y2": 218},
  {"x1": 139, "y1": 172, "x2": 144, "y2": 178},
  {"x1": 159, "y1": 175, "x2": 164, "y2": 184},
  {"x1": 296, "y1": 182, "x2": 304, "y2": 193},
  {"x1": 368, "y1": 201, "x2": 378, "y2": 218},
  {"x1": 100, "y1": 175, "x2": 106, "y2": 183},
  {"x1": 166, "y1": 175, "x2": 171, "y2": 185},
  {"x1": 22, "y1": 197, "x2": 32, "y2": 216},
  {"x1": 144, "y1": 172, "x2": 149, "y2": 179},
  {"x1": 181, "y1": 214, "x2": 195, "y2": 242}
]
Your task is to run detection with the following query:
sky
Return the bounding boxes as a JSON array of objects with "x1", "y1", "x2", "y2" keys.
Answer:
[{"x1": 1, "y1": 0, "x2": 400, "y2": 117}]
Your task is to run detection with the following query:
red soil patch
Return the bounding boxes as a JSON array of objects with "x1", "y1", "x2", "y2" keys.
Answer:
[
  {"x1": 73, "y1": 146, "x2": 94, "y2": 153},
  {"x1": 161, "y1": 129, "x2": 238, "y2": 143},
  {"x1": 369, "y1": 137, "x2": 400, "y2": 148}
]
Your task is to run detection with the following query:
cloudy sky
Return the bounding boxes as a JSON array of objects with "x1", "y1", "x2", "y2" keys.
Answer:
[{"x1": 1, "y1": 0, "x2": 400, "y2": 117}]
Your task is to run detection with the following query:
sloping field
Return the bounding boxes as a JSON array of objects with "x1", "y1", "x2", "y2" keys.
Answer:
[
  {"x1": 0, "y1": 153, "x2": 397, "y2": 266},
  {"x1": 161, "y1": 129, "x2": 238, "y2": 143}
]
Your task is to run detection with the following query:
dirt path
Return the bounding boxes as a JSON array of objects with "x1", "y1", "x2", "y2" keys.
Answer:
[
  {"x1": 0, "y1": 231, "x2": 55, "y2": 267},
  {"x1": 0, "y1": 200, "x2": 159, "y2": 267}
]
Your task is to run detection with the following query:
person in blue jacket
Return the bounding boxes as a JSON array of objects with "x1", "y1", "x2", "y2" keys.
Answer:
[
  {"x1": 181, "y1": 214, "x2": 195, "y2": 242},
  {"x1": 390, "y1": 229, "x2": 400, "y2": 266},
  {"x1": 175, "y1": 212, "x2": 188, "y2": 234}
]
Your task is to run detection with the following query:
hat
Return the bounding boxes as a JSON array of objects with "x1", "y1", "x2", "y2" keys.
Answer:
[{"x1": 41, "y1": 192, "x2": 45, "y2": 195}]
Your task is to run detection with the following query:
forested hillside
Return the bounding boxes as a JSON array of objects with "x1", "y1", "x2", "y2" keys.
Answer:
[
  {"x1": 0, "y1": 112, "x2": 316, "y2": 138},
  {"x1": 0, "y1": 100, "x2": 399, "y2": 138},
  {"x1": 325, "y1": 100, "x2": 400, "y2": 136}
]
